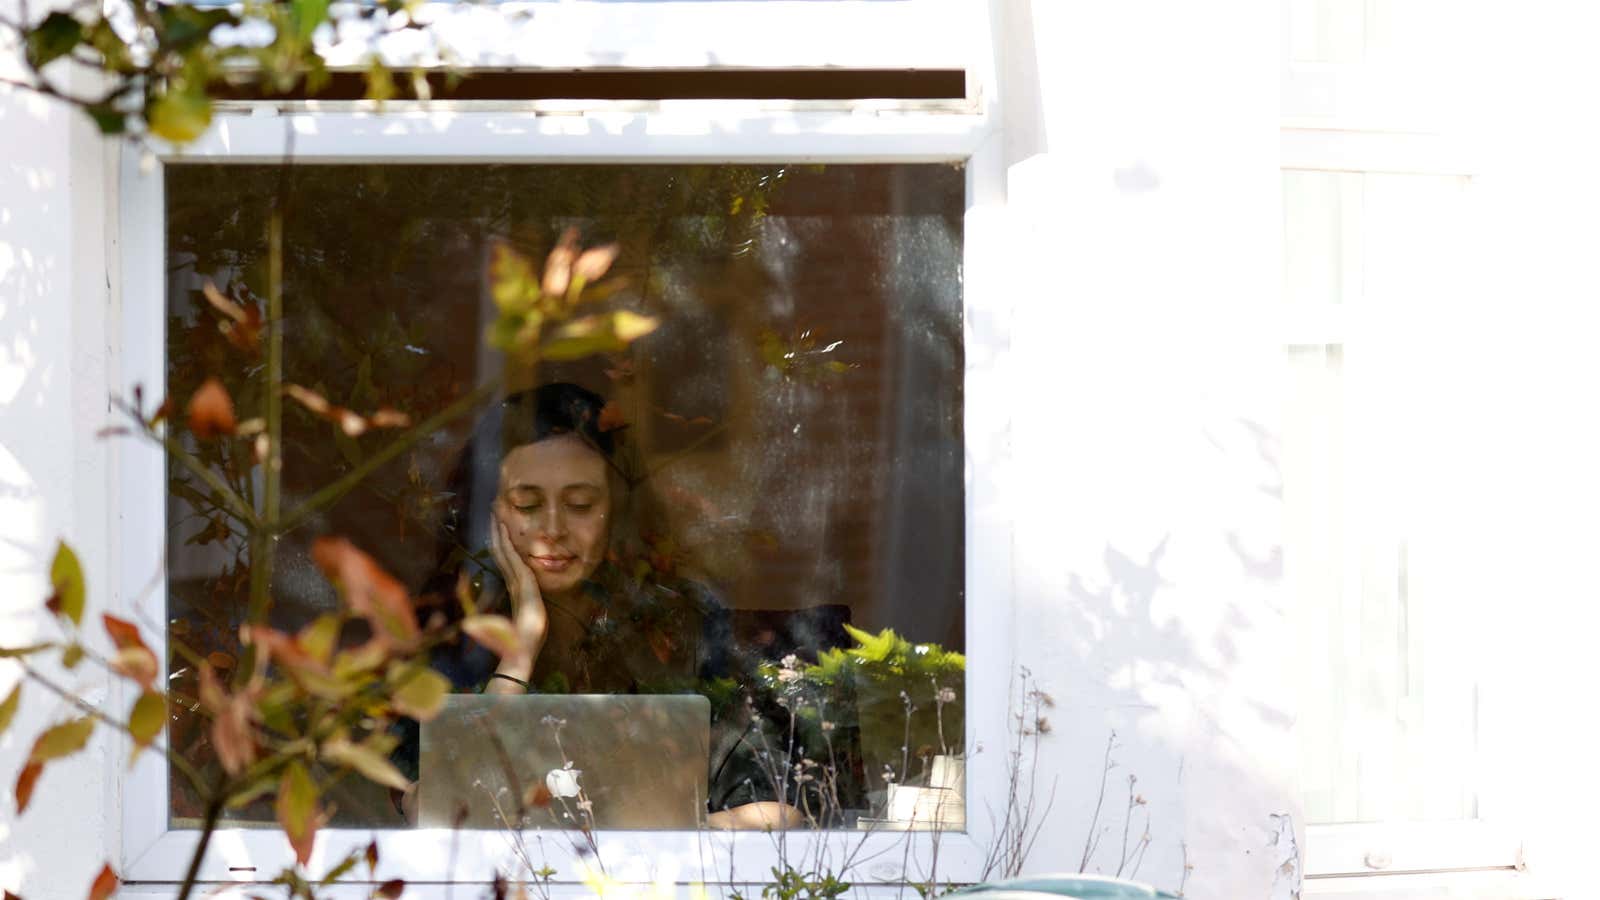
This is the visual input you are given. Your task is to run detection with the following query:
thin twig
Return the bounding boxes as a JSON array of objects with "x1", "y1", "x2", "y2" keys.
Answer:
[
  {"x1": 277, "y1": 379, "x2": 500, "y2": 533},
  {"x1": 1079, "y1": 731, "x2": 1117, "y2": 873},
  {"x1": 19, "y1": 661, "x2": 209, "y2": 795}
]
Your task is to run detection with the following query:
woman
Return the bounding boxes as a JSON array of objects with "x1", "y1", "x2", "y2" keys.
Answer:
[{"x1": 404, "y1": 382, "x2": 801, "y2": 830}]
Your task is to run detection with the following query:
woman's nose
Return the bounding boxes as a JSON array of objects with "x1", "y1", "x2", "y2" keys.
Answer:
[{"x1": 537, "y1": 507, "x2": 567, "y2": 539}]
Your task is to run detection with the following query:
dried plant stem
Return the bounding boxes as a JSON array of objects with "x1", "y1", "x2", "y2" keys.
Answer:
[{"x1": 1079, "y1": 731, "x2": 1118, "y2": 872}]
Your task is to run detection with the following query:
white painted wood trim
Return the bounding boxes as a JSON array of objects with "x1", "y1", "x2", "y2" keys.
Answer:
[
  {"x1": 1304, "y1": 820, "x2": 1523, "y2": 878},
  {"x1": 118, "y1": 143, "x2": 174, "y2": 876},
  {"x1": 156, "y1": 108, "x2": 989, "y2": 164},
  {"x1": 1303, "y1": 869, "x2": 1554, "y2": 900},
  {"x1": 1282, "y1": 127, "x2": 1476, "y2": 177},
  {"x1": 119, "y1": 107, "x2": 1009, "y2": 885}
]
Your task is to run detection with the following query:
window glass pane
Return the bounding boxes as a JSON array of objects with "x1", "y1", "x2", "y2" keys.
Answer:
[{"x1": 164, "y1": 163, "x2": 966, "y2": 831}]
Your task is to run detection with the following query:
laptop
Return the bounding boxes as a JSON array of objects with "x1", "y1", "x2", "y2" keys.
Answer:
[{"x1": 417, "y1": 693, "x2": 711, "y2": 830}]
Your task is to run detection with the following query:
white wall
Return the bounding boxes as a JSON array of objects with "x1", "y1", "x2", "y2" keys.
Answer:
[
  {"x1": 993, "y1": 2, "x2": 1295, "y2": 898},
  {"x1": 0, "y1": 2, "x2": 121, "y2": 896}
]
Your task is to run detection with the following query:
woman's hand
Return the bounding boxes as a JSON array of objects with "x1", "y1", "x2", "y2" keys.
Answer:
[{"x1": 486, "y1": 514, "x2": 547, "y2": 691}]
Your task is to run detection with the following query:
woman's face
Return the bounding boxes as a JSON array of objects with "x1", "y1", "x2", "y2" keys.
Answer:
[{"x1": 494, "y1": 433, "x2": 612, "y2": 599}]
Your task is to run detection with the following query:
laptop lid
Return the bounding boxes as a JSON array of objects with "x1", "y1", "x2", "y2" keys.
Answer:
[{"x1": 418, "y1": 693, "x2": 711, "y2": 830}]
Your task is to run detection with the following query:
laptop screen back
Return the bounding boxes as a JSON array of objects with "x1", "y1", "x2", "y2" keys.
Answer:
[{"x1": 419, "y1": 693, "x2": 711, "y2": 830}]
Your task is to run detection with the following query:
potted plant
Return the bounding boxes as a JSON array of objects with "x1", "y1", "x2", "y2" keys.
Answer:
[{"x1": 760, "y1": 626, "x2": 965, "y2": 828}]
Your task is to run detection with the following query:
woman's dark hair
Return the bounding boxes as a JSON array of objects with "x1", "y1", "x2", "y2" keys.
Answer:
[{"x1": 426, "y1": 381, "x2": 661, "y2": 610}]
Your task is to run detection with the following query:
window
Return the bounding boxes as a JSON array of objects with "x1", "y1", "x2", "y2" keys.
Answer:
[
  {"x1": 112, "y1": 0, "x2": 1004, "y2": 883},
  {"x1": 1282, "y1": 5, "x2": 1534, "y2": 891},
  {"x1": 161, "y1": 162, "x2": 966, "y2": 831}
]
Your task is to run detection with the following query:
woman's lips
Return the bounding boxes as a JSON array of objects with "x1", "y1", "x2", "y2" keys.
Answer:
[{"x1": 530, "y1": 555, "x2": 576, "y2": 573}]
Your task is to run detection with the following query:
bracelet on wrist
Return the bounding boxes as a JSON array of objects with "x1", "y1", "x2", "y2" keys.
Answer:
[{"x1": 488, "y1": 672, "x2": 529, "y2": 690}]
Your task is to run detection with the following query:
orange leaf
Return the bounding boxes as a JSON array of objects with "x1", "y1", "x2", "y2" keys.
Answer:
[
  {"x1": 542, "y1": 227, "x2": 579, "y2": 297},
  {"x1": 648, "y1": 630, "x2": 676, "y2": 665},
  {"x1": 210, "y1": 694, "x2": 257, "y2": 777},
  {"x1": 86, "y1": 864, "x2": 118, "y2": 900},
  {"x1": 598, "y1": 402, "x2": 626, "y2": 433},
  {"x1": 283, "y1": 383, "x2": 331, "y2": 416},
  {"x1": 202, "y1": 281, "x2": 246, "y2": 323},
  {"x1": 186, "y1": 378, "x2": 237, "y2": 439},
  {"x1": 573, "y1": 244, "x2": 620, "y2": 283},
  {"x1": 102, "y1": 615, "x2": 144, "y2": 651},
  {"x1": 110, "y1": 646, "x2": 158, "y2": 690},
  {"x1": 311, "y1": 538, "x2": 418, "y2": 646},
  {"x1": 524, "y1": 782, "x2": 552, "y2": 809},
  {"x1": 197, "y1": 662, "x2": 226, "y2": 714},
  {"x1": 14, "y1": 761, "x2": 42, "y2": 813},
  {"x1": 369, "y1": 408, "x2": 411, "y2": 429}
]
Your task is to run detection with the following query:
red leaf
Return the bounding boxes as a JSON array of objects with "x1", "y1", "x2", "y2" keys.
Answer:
[
  {"x1": 374, "y1": 880, "x2": 405, "y2": 900},
  {"x1": 102, "y1": 614, "x2": 144, "y2": 650},
  {"x1": 102, "y1": 616, "x2": 158, "y2": 688},
  {"x1": 186, "y1": 378, "x2": 237, "y2": 439},
  {"x1": 86, "y1": 864, "x2": 118, "y2": 900},
  {"x1": 15, "y1": 761, "x2": 42, "y2": 813},
  {"x1": 311, "y1": 538, "x2": 418, "y2": 646}
]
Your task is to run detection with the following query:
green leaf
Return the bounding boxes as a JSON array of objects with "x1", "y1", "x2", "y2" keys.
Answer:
[
  {"x1": 276, "y1": 761, "x2": 320, "y2": 865},
  {"x1": 539, "y1": 314, "x2": 632, "y2": 362},
  {"x1": 61, "y1": 644, "x2": 84, "y2": 669},
  {"x1": 29, "y1": 716, "x2": 95, "y2": 762},
  {"x1": 86, "y1": 103, "x2": 128, "y2": 135},
  {"x1": 25, "y1": 12, "x2": 83, "y2": 69},
  {"x1": 297, "y1": 615, "x2": 341, "y2": 665},
  {"x1": 321, "y1": 736, "x2": 410, "y2": 791},
  {"x1": 50, "y1": 542, "x2": 86, "y2": 626},
  {"x1": 147, "y1": 85, "x2": 212, "y2": 144},
  {"x1": 320, "y1": 848, "x2": 363, "y2": 887},
  {"x1": 292, "y1": 0, "x2": 331, "y2": 41},
  {"x1": 363, "y1": 57, "x2": 396, "y2": 104},
  {"x1": 389, "y1": 667, "x2": 450, "y2": 721},
  {"x1": 225, "y1": 777, "x2": 277, "y2": 810},
  {"x1": 128, "y1": 691, "x2": 165, "y2": 749},
  {"x1": 0, "y1": 683, "x2": 20, "y2": 738},
  {"x1": 155, "y1": 5, "x2": 234, "y2": 51}
]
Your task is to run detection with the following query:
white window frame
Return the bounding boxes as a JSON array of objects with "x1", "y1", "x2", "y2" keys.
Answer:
[
  {"x1": 112, "y1": 4, "x2": 1011, "y2": 889},
  {"x1": 1282, "y1": 129, "x2": 1544, "y2": 898}
]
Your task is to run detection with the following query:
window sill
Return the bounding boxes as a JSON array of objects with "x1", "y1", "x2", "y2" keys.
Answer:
[{"x1": 1303, "y1": 869, "x2": 1556, "y2": 900}]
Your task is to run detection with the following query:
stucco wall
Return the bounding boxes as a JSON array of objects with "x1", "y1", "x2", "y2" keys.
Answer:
[
  {"x1": 995, "y1": 1, "x2": 1295, "y2": 896},
  {"x1": 0, "y1": 1, "x2": 121, "y2": 895}
]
